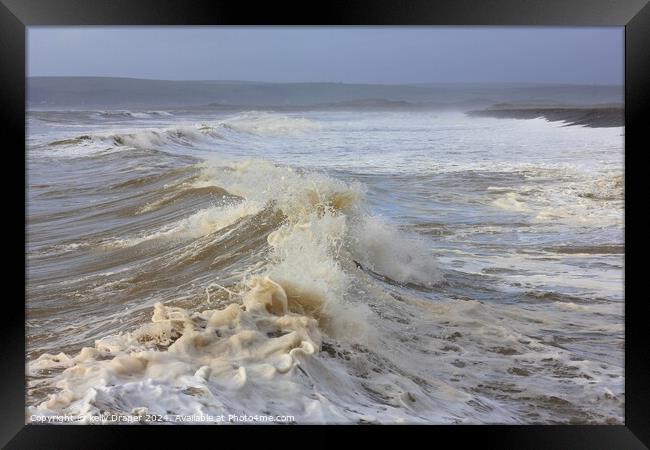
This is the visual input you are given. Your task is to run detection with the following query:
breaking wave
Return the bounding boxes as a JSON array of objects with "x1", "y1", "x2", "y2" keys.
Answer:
[
  {"x1": 43, "y1": 112, "x2": 322, "y2": 157},
  {"x1": 27, "y1": 159, "x2": 455, "y2": 423}
]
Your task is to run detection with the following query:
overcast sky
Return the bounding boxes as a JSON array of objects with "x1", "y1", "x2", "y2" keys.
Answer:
[{"x1": 27, "y1": 27, "x2": 623, "y2": 85}]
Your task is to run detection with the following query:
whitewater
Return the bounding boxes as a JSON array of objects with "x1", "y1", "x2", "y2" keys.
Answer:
[{"x1": 26, "y1": 109, "x2": 624, "y2": 424}]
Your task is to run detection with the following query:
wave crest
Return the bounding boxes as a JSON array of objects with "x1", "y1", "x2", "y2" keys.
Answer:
[{"x1": 28, "y1": 159, "x2": 444, "y2": 422}]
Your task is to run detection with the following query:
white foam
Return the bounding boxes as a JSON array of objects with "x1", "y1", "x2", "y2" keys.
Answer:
[
  {"x1": 218, "y1": 111, "x2": 321, "y2": 136},
  {"x1": 28, "y1": 159, "x2": 449, "y2": 423},
  {"x1": 349, "y1": 216, "x2": 442, "y2": 287}
]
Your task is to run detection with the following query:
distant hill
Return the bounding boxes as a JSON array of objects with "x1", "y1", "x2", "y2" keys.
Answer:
[{"x1": 27, "y1": 77, "x2": 624, "y2": 110}]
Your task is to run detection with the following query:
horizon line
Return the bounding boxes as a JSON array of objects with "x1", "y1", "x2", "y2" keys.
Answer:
[{"x1": 26, "y1": 75, "x2": 623, "y2": 87}]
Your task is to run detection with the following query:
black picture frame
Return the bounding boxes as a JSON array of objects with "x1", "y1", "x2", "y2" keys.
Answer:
[{"x1": 2, "y1": 0, "x2": 648, "y2": 447}]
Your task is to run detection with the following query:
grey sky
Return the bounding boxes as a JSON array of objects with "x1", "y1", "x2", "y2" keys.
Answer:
[{"x1": 27, "y1": 27, "x2": 624, "y2": 85}]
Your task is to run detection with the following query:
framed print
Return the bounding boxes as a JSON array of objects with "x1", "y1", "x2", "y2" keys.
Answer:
[{"x1": 2, "y1": 0, "x2": 648, "y2": 447}]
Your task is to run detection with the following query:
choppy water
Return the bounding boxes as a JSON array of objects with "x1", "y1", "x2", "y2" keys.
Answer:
[{"x1": 26, "y1": 108, "x2": 624, "y2": 424}]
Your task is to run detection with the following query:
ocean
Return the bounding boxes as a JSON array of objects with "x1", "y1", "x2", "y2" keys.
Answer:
[{"x1": 26, "y1": 107, "x2": 624, "y2": 424}]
